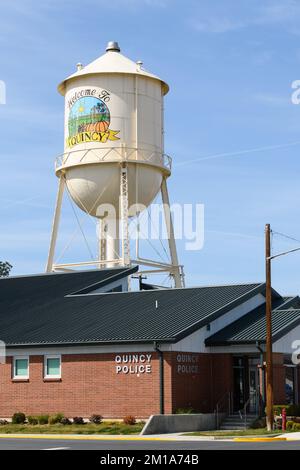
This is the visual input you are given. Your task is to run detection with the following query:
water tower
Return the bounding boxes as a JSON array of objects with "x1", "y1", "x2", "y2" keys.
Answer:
[{"x1": 46, "y1": 41, "x2": 184, "y2": 287}]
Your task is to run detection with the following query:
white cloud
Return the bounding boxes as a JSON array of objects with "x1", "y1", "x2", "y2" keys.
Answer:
[
  {"x1": 257, "y1": 0, "x2": 300, "y2": 25},
  {"x1": 190, "y1": 17, "x2": 245, "y2": 34},
  {"x1": 252, "y1": 92, "x2": 289, "y2": 107},
  {"x1": 189, "y1": 0, "x2": 300, "y2": 35}
]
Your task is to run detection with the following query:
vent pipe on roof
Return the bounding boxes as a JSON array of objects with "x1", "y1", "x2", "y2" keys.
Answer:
[{"x1": 106, "y1": 41, "x2": 121, "y2": 53}]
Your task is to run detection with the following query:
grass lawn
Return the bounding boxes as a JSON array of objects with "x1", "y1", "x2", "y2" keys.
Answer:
[
  {"x1": 184, "y1": 428, "x2": 290, "y2": 437},
  {"x1": 0, "y1": 422, "x2": 144, "y2": 435}
]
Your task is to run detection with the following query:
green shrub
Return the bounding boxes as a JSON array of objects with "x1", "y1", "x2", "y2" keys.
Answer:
[
  {"x1": 37, "y1": 415, "x2": 49, "y2": 425},
  {"x1": 251, "y1": 417, "x2": 266, "y2": 429},
  {"x1": 123, "y1": 416, "x2": 136, "y2": 425},
  {"x1": 175, "y1": 407, "x2": 196, "y2": 414},
  {"x1": 49, "y1": 413, "x2": 64, "y2": 425},
  {"x1": 73, "y1": 417, "x2": 85, "y2": 425},
  {"x1": 286, "y1": 420, "x2": 294, "y2": 431},
  {"x1": 89, "y1": 414, "x2": 103, "y2": 425},
  {"x1": 273, "y1": 404, "x2": 300, "y2": 416},
  {"x1": 60, "y1": 417, "x2": 72, "y2": 425},
  {"x1": 292, "y1": 422, "x2": 300, "y2": 431},
  {"x1": 27, "y1": 416, "x2": 38, "y2": 425},
  {"x1": 12, "y1": 412, "x2": 26, "y2": 424}
]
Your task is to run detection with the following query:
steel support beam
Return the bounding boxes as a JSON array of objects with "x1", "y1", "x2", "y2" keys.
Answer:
[{"x1": 46, "y1": 175, "x2": 65, "y2": 272}]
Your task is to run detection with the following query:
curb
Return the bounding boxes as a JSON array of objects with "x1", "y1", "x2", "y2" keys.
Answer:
[{"x1": 0, "y1": 434, "x2": 176, "y2": 441}]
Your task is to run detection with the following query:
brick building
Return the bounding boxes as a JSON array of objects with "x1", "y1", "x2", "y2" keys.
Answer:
[{"x1": 0, "y1": 266, "x2": 300, "y2": 419}]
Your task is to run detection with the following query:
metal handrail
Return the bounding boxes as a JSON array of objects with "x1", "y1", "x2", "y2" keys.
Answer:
[
  {"x1": 239, "y1": 397, "x2": 251, "y2": 429},
  {"x1": 54, "y1": 147, "x2": 172, "y2": 172},
  {"x1": 214, "y1": 391, "x2": 233, "y2": 429}
]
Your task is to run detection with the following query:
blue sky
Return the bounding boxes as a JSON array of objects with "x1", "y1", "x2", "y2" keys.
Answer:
[{"x1": 1, "y1": 0, "x2": 300, "y2": 294}]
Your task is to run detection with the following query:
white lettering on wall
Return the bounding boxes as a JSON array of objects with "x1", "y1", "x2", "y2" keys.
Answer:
[
  {"x1": 115, "y1": 354, "x2": 152, "y2": 375},
  {"x1": 176, "y1": 353, "x2": 200, "y2": 374}
]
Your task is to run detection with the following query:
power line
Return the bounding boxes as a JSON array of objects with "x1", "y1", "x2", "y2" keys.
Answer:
[{"x1": 272, "y1": 230, "x2": 300, "y2": 245}]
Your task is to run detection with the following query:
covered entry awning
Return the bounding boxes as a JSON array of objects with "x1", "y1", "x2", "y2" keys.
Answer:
[{"x1": 205, "y1": 296, "x2": 300, "y2": 347}]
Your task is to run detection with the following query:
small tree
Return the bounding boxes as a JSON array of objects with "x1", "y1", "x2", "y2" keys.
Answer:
[{"x1": 0, "y1": 261, "x2": 12, "y2": 277}]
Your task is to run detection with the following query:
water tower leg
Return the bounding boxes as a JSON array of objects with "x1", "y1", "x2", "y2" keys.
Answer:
[
  {"x1": 98, "y1": 217, "x2": 107, "y2": 263},
  {"x1": 46, "y1": 175, "x2": 65, "y2": 272},
  {"x1": 106, "y1": 218, "x2": 120, "y2": 267},
  {"x1": 120, "y1": 164, "x2": 130, "y2": 266},
  {"x1": 161, "y1": 177, "x2": 182, "y2": 288}
]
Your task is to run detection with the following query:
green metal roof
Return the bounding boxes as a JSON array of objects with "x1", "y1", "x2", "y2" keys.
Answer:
[
  {"x1": 0, "y1": 274, "x2": 265, "y2": 346},
  {"x1": 205, "y1": 296, "x2": 300, "y2": 346}
]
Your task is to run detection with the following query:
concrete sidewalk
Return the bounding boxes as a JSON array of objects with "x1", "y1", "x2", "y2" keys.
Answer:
[
  {"x1": 0, "y1": 433, "x2": 175, "y2": 441},
  {"x1": 280, "y1": 432, "x2": 300, "y2": 440},
  {"x1": 0, "y1": 432, "x2": 225, "y2": 442}
]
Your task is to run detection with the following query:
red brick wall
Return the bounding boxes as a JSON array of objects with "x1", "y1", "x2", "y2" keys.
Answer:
[
  {"x1": 270, "y1": 353, "x2": 286, "y2": 405},
  {"x1": 0, "y1": 353, "x2": 172, "y2": 419},
  {"x1": 209, "y1": 353, "x2": 233, "y2": 408},
  {"x1": 3, "y1": 350, "x2": 288, "y2": 418},
  {"x1": 170, "y1": 352, "x2": 233, "y2": 413},
  {"x1": 170, "y1": 352, "x2": 211, "y2": 413},
  {"x1": 257, "y1": 352, "x2": 293, "y2": 406}
]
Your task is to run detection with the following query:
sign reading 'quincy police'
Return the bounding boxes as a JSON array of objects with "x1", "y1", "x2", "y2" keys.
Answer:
[
  {"x1": 115, "y1": 354, "x2": 152, "y2": 375},
  {"x1": 177, "y1": 353, "x2": 200, "y2": 374}
]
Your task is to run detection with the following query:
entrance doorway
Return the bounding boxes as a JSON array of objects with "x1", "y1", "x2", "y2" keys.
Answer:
[
  {"x1": 233, "y1": 357, "x2": 245, "y2": 411},
  {"x1": 233, "y1": 356, "x2": 260, "y2": 414},
  {"x1": 249, "y1": 364, "x2": 259, "y2": 414}
]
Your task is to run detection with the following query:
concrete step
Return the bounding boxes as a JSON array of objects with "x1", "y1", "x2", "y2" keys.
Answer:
[
  {"x1": 220, "y1": 425, "x2": 250, "y2": 430},
  {"x1": 225, "y1": 416, "x2": 256, "y2": 421},
  {"x1": 219, "y1": 414, "x2": 258, "y2": 430},
  {"x1": 223, "y1": 420, "x2": 254, "y2": 425},
  {"x1": 224, "y1": 414, "x2": 257, "y2": 419}
]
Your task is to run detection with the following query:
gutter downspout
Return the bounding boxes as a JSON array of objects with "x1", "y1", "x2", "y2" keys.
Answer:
[
  {"x1": 154, "y1": 341, "x2": 164, "y2": 415},
  {"x1": 256, "y1": 341, "x2": 266, "y2": 413}
]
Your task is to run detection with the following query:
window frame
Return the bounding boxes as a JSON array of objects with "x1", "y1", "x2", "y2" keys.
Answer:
[
  {"x1": 44, "y1": 355, "x2": 61, "y2": 379},
  {"x1": 13, "y1": 356, "x2": 29, "y2": 380}
]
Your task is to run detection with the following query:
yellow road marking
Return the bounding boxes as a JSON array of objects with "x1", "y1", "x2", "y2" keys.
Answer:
[{"x1": 234, "y1": 437, "x2": 287, "y2": 442}]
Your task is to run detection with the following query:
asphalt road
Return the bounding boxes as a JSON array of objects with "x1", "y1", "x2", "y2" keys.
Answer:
[{"x1": 0, "y1": 438, "x2": 298, "y2": 450}]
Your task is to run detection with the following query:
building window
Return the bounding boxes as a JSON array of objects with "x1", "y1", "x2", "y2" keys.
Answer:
[
  {"x1": 13, "y1": 357, "x2": 29, "y2": 379},
  {"x1": 44, "y1": 356, "x2": 61, "y2": 379}
]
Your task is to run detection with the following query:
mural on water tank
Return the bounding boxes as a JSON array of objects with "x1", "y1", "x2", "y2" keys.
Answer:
[{"x1": 66, "y1": 88, "x2": 120, "y2": 148}]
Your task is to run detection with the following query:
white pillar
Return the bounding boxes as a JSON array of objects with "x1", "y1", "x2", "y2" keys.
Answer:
[
  {"x1": 98, "y1": 217, "x2": 107, "y2": 263},
  {"x1": 161, "y1": 177, "x2": 183, "y2": 288},
  {"x1": 46, "y1": 175, "x2": 65, "y2": 272},
  {"x1": 106, "y1": 218, "x2": 120, "y2": 267},
  {"x1": 120, "y1": 164, "x2": 130, "y2": 266}
]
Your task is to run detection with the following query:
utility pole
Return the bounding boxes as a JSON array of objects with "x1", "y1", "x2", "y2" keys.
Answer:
[{"x1": 265, "y1": 223, "x2": 274, "y2": 431}]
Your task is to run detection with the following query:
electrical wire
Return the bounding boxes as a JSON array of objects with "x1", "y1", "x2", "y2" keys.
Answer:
[{"x1": 272, "y1": 230, "x2": 300, "y2": 245}]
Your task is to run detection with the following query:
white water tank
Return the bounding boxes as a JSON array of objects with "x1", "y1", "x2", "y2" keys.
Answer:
[{"x1": 56, "y1": 41, "x2": 171, "y2": 218}]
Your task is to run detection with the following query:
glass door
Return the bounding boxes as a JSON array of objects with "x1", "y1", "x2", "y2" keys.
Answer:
[
  {"x1": 233, "y1": 357, "x2": 246, "y2": 411},
  {"x1": 249, "y1": 366, "x2": 259, "y2": 414}
]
